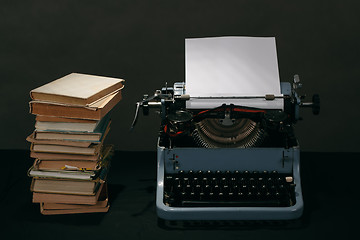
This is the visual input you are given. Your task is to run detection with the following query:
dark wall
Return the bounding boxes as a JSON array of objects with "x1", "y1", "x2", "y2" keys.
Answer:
[{"x1": 0, "y1": 0, "x2": 359, "y2": 152}]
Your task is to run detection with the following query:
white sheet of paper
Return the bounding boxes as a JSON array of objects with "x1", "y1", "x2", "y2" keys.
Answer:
[{"x1": 185, "y1": 37, "x2": 283, "y2": 109}]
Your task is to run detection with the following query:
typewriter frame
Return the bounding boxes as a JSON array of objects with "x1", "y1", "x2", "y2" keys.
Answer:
[
  {"x1": 132, "y1": 79, "x2": 318, "y2": 221},
  {"x1": 155, "y1": 82, "x2": 304, "y2": 220},
  {"x1": 156, "y1": 143, "x2": 303, "y2": 220}
]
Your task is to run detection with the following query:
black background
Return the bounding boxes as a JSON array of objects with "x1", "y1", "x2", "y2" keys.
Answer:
[
  {"x1": 0, "y1": 0, "x2": 359, "y2": 152},
  {"x1": 1, "y1": 1, "x2": 360, "y2": 238}
]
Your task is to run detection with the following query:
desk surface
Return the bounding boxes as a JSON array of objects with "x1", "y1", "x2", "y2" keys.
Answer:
[{"x1": 2, "y1": 150, "x2": 358, "y2": 239}]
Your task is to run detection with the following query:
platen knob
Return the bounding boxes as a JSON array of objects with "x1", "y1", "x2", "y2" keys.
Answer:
[{"x1": 312, "y1": 94, "x2": 320, "y2": 115}]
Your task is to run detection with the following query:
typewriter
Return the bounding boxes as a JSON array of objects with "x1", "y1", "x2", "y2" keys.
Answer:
[{"x1": 131, "y1": 37, "x2": 320, "y2": 220}]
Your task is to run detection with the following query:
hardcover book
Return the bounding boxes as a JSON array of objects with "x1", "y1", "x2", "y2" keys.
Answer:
[
  {"x1": 30, "y1": 143, "x2": 102, "y2": 155},
  {"x1": 32, "y1": 183, "x2": 105, "y2": 204},
  {"x1": 40, "y1": 203, "x2": 109, "y2": 215},
  {"x1": 30, "y1": 177, "x2": 102, "y2": 195},
  {"x1": 30, "y1": 152, "x2": 99, "y2": 161},
  {"x1": 29, "y1": 90, "x2": 122, "y2": 120},
  {"x1": 39, "y1": 184, "x2": 109, "y2": 215},
  {"x1": 35, "y1": 159, "x2": 99, "y2": 170},
  {"x1": 30, "y1": 73, "x2": 124, "y2": 106},
  {"x1": 36, "y1": 115, "x2": 98, "y2": 123},
  {"x1": 32, "y1": 119, "x2": 110, "y2": 143}
]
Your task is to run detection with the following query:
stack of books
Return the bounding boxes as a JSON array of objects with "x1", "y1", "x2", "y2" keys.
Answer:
[{"x1": 26, "y1": 73, "x2": 124, "y2": 215}]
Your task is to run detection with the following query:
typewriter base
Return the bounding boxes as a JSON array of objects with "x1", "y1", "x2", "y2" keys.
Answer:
[{"x1": 156, "y1": 142, "x2": 304, "y2": 220}]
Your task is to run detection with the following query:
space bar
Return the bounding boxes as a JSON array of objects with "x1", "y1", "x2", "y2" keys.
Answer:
[{"x1": 181, "y1": 200, "x2": 280, "y2": 207}]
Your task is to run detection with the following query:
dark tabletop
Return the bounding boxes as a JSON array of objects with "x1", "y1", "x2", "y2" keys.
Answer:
[{"x1": 2, "y1": 150, "x2": 358, "y2": 239}]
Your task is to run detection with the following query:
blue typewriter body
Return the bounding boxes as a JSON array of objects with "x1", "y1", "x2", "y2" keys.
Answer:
[
  {"x1": 131, "y1": 38, "x2": 319, "y2": 220},
  {"x1": 156, "y1": 143, "x2": 303, "y2": 220},
  {"x1": 131, "y1": 81, "x2": 319, "y2": 220}
]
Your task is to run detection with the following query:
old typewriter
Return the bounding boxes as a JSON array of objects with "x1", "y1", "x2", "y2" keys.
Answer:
[{"x1": 131, "y1": 37, "x2": 320, "y2": 220}]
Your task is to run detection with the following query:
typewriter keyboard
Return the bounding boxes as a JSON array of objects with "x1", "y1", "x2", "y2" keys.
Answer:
[{"x1": 163, "y1": 170, "x2": 296, "y2": 207}]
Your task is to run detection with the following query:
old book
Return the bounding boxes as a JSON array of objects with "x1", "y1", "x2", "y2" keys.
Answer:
[
  {"x1": 30, "y1": 177, "x2": 102, "y2": 195},
  {"x1": 36, "y1": 159, "x2": 99, "y2": 170},
  {"x1": 33, "y1": 119, "x2": 110, "y2": 142},
  {"x1": 40, "y1": 203, "x2": 109, "y2": 215},
  {"x1": 34, "y1": 111, "x2": 109, "y2": 132},
  {"x1": 27, "y1": 133, "x2": 92, "y2": 148},
  {"x1": 28, "y1": 166, "x2": 98, "y2": 180},
  {"x1": 30, "y1": 73, "x2": 124, "y2": 106},
  {"x1": 29, "y1": 90, "x2": 122, "y2": 120},
  {"x1": 33, "y1": 183, "x2": 104, "y2": 204},
  {"x1": 41, "y1": 184, "x2": 108, "y2": 210},
  {"x1": 30, "y1": 151, "x2": 99, "y2": 161},
  {"x1": 29, "y1": 147, "x2": 112, "y2": 179},
  {"x1": 36, "y1": 115, "x2": 98, "y2": 123},
  {"x1": 31, "y1": 143, "x2": 102, "y2": 155},
  {"x1": 33, "y1": 145, "x2": 113, "y2": 170},
  {"x1": 35, "y1": 121, "x2": 99, "y2": 132}
]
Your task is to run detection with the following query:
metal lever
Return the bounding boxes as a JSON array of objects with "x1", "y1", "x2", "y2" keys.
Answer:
[
  {"x1": 129, "y1": 91, "x2": 168, "y2": 130},
  {"x1": 130, "y1": 102, "x2": 141, "y2": 130}
]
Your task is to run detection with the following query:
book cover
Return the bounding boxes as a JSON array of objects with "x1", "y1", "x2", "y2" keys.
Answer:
[
  {"x1": 30, "y1": 177, "x2": 103, "y2": 195},
  {"x1": 40, "y1": 203, "x2": 109, "y2": 215},
  {"x1": 30, "y1": 73, "x2": 124, "y2": 106},
  {"x1": 35, "y1": 121, "x2": 98, "y2": 132},
  {"x1": 41, "y1": 184, "x2": 108, "y2": 210},
  {"x1": 30, "y1": 143, "x2": 102, "y2": 155},
  {"x1": 36, "y1": 115, "x2": 98, "y2": 123},
  {"x1": 33, "y1": 119, "x2": 111, "y2": 143},
  {"x1": 30, "y1": 151, "x2": 99, "y2": 161},
  {"x1": 34, "y1": 110, "x2": 110, "y2": 133},
  {"x1": 28, "y1": 166, "x2": 98, "y2": 180},
  {"x1": 36, "y1": 159, "x2": 99, "y2": 170},
  {"x1": 27, "y1": 133, "x2": 93, "y2": 148},
  {"x1": 29, "y1": 145, "x2": 113, "y2": 178},
  {"x1": 32, "y1": 183, "x2": 104, "y2": 204},
  {"x1": 30, "y1": 144, "x2": 112, "y2": 165},
  {"x1": 29, "y1": 90, "x2": 122, "y2": 120}
]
